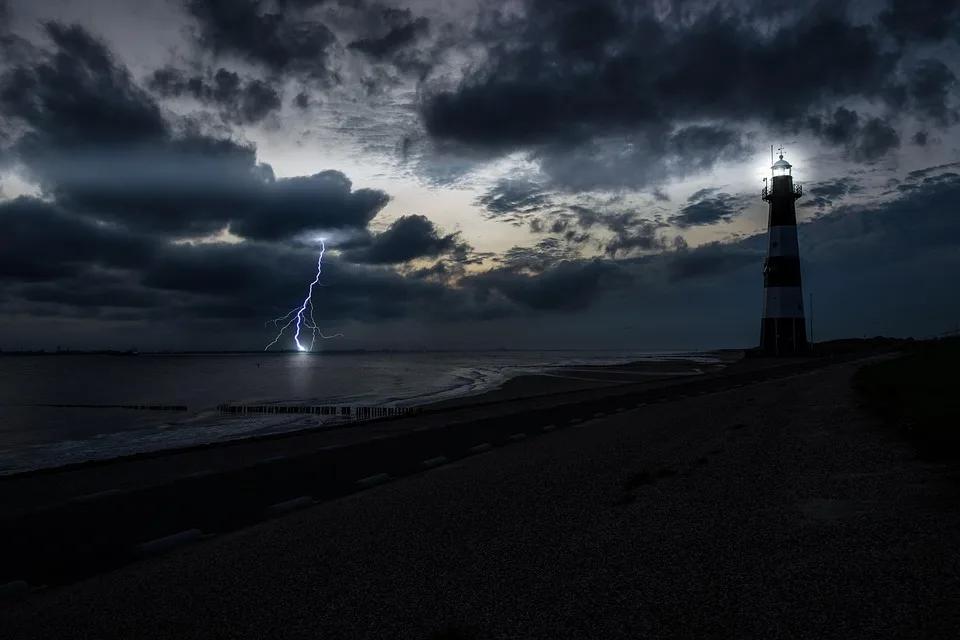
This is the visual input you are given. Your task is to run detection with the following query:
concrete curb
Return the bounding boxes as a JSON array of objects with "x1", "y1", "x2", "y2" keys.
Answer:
[
  {"x1": 541, "y1": 424, "x2": 557, "y2": 432},
  {"x1": 509, "y1": 433, "x2": 527, "y2": 441},
  {"x1": 184, "y1": 469, "x2": 215, "y2": 479},
  {"x1": 356, "y1": 473, "x2": 391, "y2": 489},
  {"x1": 68, "y1": 488, "x2": 125, "y2": 503},
  {"x1": 265, "y1": 496, "x2": 313, "y2": 516},
  {"x1": 136, "y1": 529, "x2": 203, "y2": 556},
  {"x1": 422, "y1": 456, "x2": 449, "y2": 469},
  {"x1": 470, "y1": 443, "x2": 494, "y2": 454}
]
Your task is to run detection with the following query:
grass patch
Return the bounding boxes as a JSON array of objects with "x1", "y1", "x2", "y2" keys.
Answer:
[{"x1": 852, "y1": 338, "x2": 960, "y2": 462}]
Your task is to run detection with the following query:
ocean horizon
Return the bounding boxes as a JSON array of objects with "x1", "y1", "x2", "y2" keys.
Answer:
[{"x1": 0, "y1": 349, "x2": 722, "y2": 475}]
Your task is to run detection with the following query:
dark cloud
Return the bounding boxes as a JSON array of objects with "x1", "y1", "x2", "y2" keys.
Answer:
[
  {"x1": 670, "y1": 192, "x2": 746, "y2": 228},
  {"x1": 184, "y1": 0, "x2": 339, "y2": 82},
  {"x1": 183, "y1": 0, "x2": 439, "y2": 89},
  {"x1": 293, "y1": 91, "x2": 312, "y2": 109},
  {"x1": 904, "y1": 161, "x2": 960, "y2": 182},
  {"x1": 1, "y1": 22, "x2": 168, "y2": 150},
  {"x1": 3, "y1": 4, "x2": 960, "y2": 348},
  {"x1": 17, "y1": 270, "x2": 171, "y2": 310},
  {"x1": 0, "y1": 205, "x2": 498, "y2": 330},
  {"x1": 528, "y1": 217, "x2": 591, "y2": 246},
  {"x1": 602, "y1": 219, "x2": 668, "y2": 257},
  {"x1": 148, "y1": 66, "x2": 283, "y2": 125},
  {"x1": 799, "y1": 178, "x2": 864, "y2": 210},
  {"x1": 0, "y1": 24, "x2": 389, "y2": 242},
  {"x1": 347, "y1": 7, "x2": 430, "y2": 60},
  {"x1": 906, "y1": 59, "x2": 959, "y2": 126},
  {"x1": 532, "y1": 124, "x2": 752, "y2": 192},
  {"x1": 878, "y1": 0, "x2": 960, "y2": 43},
  {"x1": 479, "y1": 183, "x2": 675, "y2": 257},
  {"x1": 490, "y1": 238, "x2": 579, "y2": 273},
  {"x1": 464, "y1": 257, "x2": 633, "y2": 312},
  {"x1": 0, "y1": 197, "x2": 155, "y2": 282},
  {"x1": 0, "y1": 18, "x2": 651, "y2": 346},
  {"x1": 229, "y1": 171, "x2": 391, "y2": 241},
  {"x1": 803, "y1": 107, "x2": 901, "y2": 162},
  {"x1": 340, "y1": 214, "x2": 470, "y2": 265},
  {"x1": 411, "y1": 0, "x2": 960, "y2": 193},
  {"x1": 475, "y1": 179, "x2": 553, "y2": 220},
  {"x1": 419, "y1": 2, "x2": 905, "y2": 156},
  {"x1": 3, "y1": 162, "x2": 960, "y2": 347},
  {"x1": 0, "y1": 201, "x2": 634, "y2": 335},
  {"x1": 662, "y1": 242, "x2": 762, "y2": 284},
  {"x1": 652, "y1": 188, "x2": 670, "y2": 202},
  {"x1": 799, "y1": 172, "x2": 960, "y2": 267},
  {"x1": 566, "y1": 205, "x2": 670, "y2": 257}
]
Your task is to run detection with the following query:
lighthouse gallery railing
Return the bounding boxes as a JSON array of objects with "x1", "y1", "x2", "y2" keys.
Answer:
[{"x1": 762, "y1": 183, "x2": 803, "y2": 200}]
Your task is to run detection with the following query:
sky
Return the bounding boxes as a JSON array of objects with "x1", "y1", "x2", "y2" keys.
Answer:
[{"x1": 0, "y1": 0, "x2": 958, "y2": 351}]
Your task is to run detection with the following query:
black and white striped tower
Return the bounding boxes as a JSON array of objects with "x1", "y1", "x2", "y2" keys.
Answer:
[{"x1": 760, "y1": 147, "x2": 808, "y2": 356}]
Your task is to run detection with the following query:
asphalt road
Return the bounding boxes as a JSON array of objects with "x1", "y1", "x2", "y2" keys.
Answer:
[{"x1": 0, "y1": 352, "x2": 883, "y2": 593}]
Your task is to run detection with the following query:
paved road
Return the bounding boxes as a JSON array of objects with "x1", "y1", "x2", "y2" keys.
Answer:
[
  {"x1": 3, "y1": 354, "x2": 959, "y2": 638},
  {"x1": 0, "y1": 354, "x2": 880, "y2": 590}
]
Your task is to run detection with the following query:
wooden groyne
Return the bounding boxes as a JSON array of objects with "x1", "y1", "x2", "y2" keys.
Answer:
[{"x1": 215, "y1": 404, "x2": 424, "y2": 420}]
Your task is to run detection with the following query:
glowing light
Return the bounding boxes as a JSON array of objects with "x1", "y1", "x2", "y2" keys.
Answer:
[{"x1": 264, "y1": 239, "x2": 343, "y2": 351}]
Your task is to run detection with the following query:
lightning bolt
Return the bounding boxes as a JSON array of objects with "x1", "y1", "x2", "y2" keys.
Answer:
[{"x1": 265, "y1": 239, "x2": 343, "y2": 351}]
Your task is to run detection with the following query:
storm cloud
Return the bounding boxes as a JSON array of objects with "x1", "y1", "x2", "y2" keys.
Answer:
[
  {"x1": 415, "y1": 0, "x2": 958, "y2": 194},
  {"x1": 147, "y1": 66, "x2": 283, "y2": 125},
  {"x1": 670, "y1": 190, "x2": 748, "y2": 229},
  {"x1": 0, "y1": 0, "x2": 958, "y2": 349},
  {"x1": 340, "y1": 214, "x2": 470, "y2": 265},
  {"x1": 0, "y1": 23, "x2": 390, "y2": 242}
]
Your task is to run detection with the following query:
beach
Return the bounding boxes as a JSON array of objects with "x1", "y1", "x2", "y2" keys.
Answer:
[
  {"x1": 421, "y1": 352, "x2": 736, "y2": 410},
  {"x1": 0, "y1": 350, "x2": 728, "y2": 475},
  {"x1": 2, "y1": 353, "x2": 957, "y2": 639}
]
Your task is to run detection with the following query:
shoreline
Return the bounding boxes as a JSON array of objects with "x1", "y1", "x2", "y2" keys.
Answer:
[
  {"x1": 420, "y1": 352, "x2": 735, "y2": 411},
  {"x1": 0, "y1": 352, "x2": 737, "y2": 477}
]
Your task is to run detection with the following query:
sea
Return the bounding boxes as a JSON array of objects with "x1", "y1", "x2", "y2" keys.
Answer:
[{"x1": 0, "y1": 350, "x2": 718, "y2": 475}]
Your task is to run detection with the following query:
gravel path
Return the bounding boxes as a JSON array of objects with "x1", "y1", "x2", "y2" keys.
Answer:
[{"x1": 3, "y1": 359, "x2": 958, "y2": 639}]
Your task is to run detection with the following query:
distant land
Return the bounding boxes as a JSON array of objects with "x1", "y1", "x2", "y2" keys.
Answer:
[
  {"x1": 0, "y1": 347, "x2": 719, "y2": 356},
  {"x1": 0, "y1": 337, "x2": 929, "y2": 357}
]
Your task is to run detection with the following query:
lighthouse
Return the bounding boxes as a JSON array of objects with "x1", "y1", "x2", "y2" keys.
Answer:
[{"x1": 759, "y1": 147, "x2": 808, "y2": 356}]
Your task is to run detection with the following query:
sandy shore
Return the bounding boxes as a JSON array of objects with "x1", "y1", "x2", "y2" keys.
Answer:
[{"x1": 424, "y1": 352, "x2": 737, "y2": 411}]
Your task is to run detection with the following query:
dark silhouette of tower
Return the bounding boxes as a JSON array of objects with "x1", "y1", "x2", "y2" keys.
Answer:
[{"x1": 760, "y1": 147, "x2": 808, "y2": 356}]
